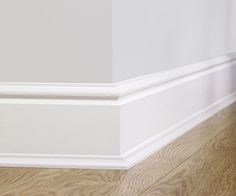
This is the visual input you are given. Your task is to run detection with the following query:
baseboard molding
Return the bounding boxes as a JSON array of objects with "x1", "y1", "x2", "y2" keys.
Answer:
[
  {"x1": 122, "y1": 91, "x2": 236, "y2": 169},
  {"x1": 0, "y1": 91, "x2": 235, "y2": 170},
  {"x1": 0, "y1": 53, "x2": 236, "y2": 170},
  {"x1": 0, "y1": 154, "x2": 127, "y2": 170}
]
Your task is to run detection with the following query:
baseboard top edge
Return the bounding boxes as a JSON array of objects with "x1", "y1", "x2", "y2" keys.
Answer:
[{"x1": 0, "y1": 53, "x2": 235, "y2": 101}]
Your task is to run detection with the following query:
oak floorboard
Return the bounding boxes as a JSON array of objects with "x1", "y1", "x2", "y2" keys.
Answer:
[
  {"x1": 0, "y1": 103, "x2": 236, "y2": 196},
  {"x1": 110, "y1": 103, "x2": 236, "y2": 195},
  {"x1": 139, "y1": 122, "x2": 236, "y2": 196}
]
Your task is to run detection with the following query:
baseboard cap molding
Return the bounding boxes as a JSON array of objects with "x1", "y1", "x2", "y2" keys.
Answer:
[{"x1": 0, "y1": 53, "x2": 235, "y2": 102}]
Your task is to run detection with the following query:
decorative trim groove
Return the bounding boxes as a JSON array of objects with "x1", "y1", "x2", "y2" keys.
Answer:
[
  {"x1": 0, "y1": 53, "x2": 236, "y2": 170},
  {"x1": 0, "y1": 53, "x2": 235, "y2": 102}
]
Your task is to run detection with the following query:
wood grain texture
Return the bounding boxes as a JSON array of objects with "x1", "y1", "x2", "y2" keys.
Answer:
[
  {"x1": 139, "y1": 123, "x2": 236, "y2": 196},
  {"x1": 0, "y1": 103, "x2": 236, "y2": 196}
]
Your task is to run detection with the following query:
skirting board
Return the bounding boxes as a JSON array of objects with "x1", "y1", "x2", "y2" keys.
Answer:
[{"x1": 0, "y1": 53, "x2": 236, "y2": 170}]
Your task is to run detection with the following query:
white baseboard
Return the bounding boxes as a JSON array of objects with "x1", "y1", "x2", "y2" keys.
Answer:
[
  {"x1": 121, "y1": 91, "x2": 236, "y2": 169},
  {"x1": 0, "y1": 53, "x2": 236, "y2": 170}
]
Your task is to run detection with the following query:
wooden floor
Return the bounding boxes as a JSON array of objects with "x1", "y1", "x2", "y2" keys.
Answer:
[{"x1": 1, "y1": 103, "x2": 236, "y2": 196}]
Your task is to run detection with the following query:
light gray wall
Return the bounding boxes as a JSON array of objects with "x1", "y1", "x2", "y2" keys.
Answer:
[
  {"x1": 0, "y1": 0, "x2": 112, "y2": 83},
  {"x1": 0, "y1": 0, "x2": 235, "y2": 83},
  {"x1": 228, "y1": 0, "x2": 236, "y2": 52},
  {"x1": 112, "y1": 0, "x2": 232, "y2": 82}
]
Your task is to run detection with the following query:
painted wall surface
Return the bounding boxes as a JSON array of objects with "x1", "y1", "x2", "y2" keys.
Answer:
[
  {"x1": 228, "y1": 0, "x2": 236, "y2": 52},
  {"x1": 0, "y1": 0, "x2": 235, "y2": 83},
  {"x1": 0, "y1": 0, "x2": 112, "y2": 83},
  {"x1": 112, "y1": 0, "x2": 232, "y2": 82}
]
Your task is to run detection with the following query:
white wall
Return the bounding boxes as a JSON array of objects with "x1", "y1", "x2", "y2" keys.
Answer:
[
  {"x1": 112, "y1": 0, "x2": 232, "y2": 82},
  {"x1": 228, "y1": 0, "x2": 236, "y2": 52},
  {"x1": 0, "y1": 0, "x2": 235, "y2": 83},
  {"x1": 0, "y1": 0, "x2": 112, "y2": 83}
]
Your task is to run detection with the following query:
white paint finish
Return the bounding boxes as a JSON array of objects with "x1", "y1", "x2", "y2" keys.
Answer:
[
  {"x1": 120, "y1": 61, "x2": 236, "y2": 153},
  {"x1": 121, "y1": 91, "x2": 236, "y2": 169},
  {"x1": 0, "y1": 0, "x2": 235, "y2": 83},
  {"x1": 0, "y1": 54, "x2": 236, "y2": 169},
  {"x1": 0, "y1": 103, "x2": 120, "y2": 155},
  {"x1": 228, "y1": 0, "x2": 236, "y2": 52},
  {"x1": 0, "y1": 54, "x2": 234, "y2": 101},
  {"x1": 0, "y1": 0, "x2": 112, "y2": 83},
  {"x1": 0, "y1": 91, "x2": 235, "y2": 170},
  {"x1": 0, "y1": 153, "x2": 127, "y2": 170},
  {"x1": 112, "y1": 0, "x2": 231, "y2": 82}
]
